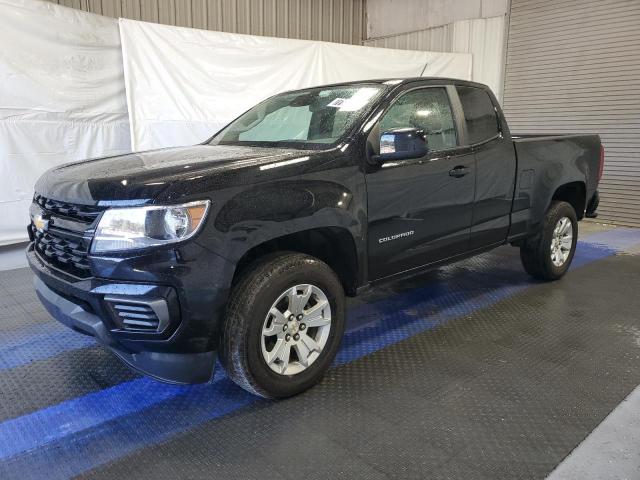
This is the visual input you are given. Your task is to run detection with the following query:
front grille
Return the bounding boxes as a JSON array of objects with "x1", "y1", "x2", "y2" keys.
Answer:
[
  {"x1": 32, "y1": 226, "x2": 92, "y2": 278},
  {"x1": 33, "y1": 194, "x2": 103, "y2": 223},
  {"x1": 31, "y1": 194, "x2": 105, "y2": 279}
]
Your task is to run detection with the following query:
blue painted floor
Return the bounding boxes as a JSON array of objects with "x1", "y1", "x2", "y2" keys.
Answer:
[{"x1": 1, "y1": 226, "x2": 639, "y2": 479}]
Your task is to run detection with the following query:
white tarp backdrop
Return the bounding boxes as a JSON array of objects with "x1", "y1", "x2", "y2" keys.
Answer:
[
  {"x1": 0, "y1": 0, "x2": 131, "y2": 245},
  {"x1": 0, "y1": 0, "x2": 472, "y2": 244},
  {"x1": 119, "y1": 19, "x2": 472, "y2": 151}
]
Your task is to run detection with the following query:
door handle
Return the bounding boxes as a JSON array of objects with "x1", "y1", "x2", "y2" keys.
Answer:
[{"x1": 449, "y1": 166, "x2": 470, "y2": 178}]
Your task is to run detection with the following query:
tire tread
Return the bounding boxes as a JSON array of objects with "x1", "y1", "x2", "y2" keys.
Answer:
[
  {"x1": 520, "y1": 201, "x2": 578, "y2": 281},
  {"x1": 220, "y1": 252, "x2": 343, "y2": 398}
]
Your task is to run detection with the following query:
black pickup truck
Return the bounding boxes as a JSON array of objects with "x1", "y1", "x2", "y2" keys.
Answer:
[{"x1": 28, "y1": 78, "x2": 603, "y2": 398}]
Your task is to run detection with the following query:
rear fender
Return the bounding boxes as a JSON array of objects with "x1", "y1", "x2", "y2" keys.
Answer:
[{"x1": 509, "y1": 135, "x2": 599, "y2": 239}]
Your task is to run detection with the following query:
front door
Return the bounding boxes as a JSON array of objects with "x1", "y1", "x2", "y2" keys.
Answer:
[{"x1": 366, "y1": 86, "x2": 475, "y2": 280}]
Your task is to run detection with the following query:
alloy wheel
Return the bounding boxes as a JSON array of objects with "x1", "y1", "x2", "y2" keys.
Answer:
[
  {"x1": 260, "y1": 284, "x2": 332, "y2": 375},
  {"x1": 550, "y1": 216, "x2": 573, "y2": 267}
]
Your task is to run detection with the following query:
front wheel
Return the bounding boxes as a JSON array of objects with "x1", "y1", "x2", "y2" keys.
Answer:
[
  {"x1": 220, "y1": 252, "x2": 345, "y2": 398},
  {"x1": 520, "y1": 200, "x2": 578, "y2": 281}
]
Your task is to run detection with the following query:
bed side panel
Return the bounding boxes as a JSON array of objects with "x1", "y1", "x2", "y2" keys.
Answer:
[{"x1": 509, "y1": 135, "x2": 600, "y2": 239}]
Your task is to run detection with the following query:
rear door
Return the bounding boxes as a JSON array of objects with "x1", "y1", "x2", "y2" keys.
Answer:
[
  {"x1": 454, "y1": 86, "x2": 517, "y2": 249},
  {"x1": 366, "y1": 85, "x2": 475, "y2": 280}
]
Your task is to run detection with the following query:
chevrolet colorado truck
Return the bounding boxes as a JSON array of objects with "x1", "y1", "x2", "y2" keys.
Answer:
[{"x1": 28, "y1": 78, "x2": 603, "y2": 398}]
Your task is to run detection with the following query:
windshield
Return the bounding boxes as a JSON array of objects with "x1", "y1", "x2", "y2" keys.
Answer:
[{"x1": 210, "y1": 85, "x2": 383, "y2": 148}]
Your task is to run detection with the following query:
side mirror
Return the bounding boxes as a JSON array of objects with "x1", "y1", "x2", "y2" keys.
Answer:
[{"x1": 373, "y1": 127, "x2": 427, "y2": 163}]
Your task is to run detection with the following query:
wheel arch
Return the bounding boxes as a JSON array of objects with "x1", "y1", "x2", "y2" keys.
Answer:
[
  {"x1": 551, "y1": 181, "x2": 586, "y2": 220},
  {"x1": 231, "y1": 226, "x2": 361, "y2": 296}
]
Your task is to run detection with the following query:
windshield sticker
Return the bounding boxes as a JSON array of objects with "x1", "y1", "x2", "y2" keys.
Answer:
[{"x1": 327, "y1": 98, "x2": 346, "y2": 108}]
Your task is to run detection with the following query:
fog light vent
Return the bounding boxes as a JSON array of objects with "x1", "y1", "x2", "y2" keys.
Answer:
[
  {"x1": 104, "y1": 296, "x2": 170, "y2": 333},
  {"x1": 114, "y1": 303, "x2": 159, "y2": 330}
]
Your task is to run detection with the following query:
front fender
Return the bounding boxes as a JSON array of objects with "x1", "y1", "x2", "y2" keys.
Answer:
[{"x1": 200, "y1": 178, "x2": 366, "y2": 266}]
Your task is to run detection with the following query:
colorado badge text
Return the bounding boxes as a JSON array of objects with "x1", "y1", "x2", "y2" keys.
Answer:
[{"x1": 378, "y1": 230, "x2": 414, "y2": 244}]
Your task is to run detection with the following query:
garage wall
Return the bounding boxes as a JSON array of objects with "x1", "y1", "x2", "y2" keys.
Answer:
[
  {"x1": 44, "y1": 0, "x2": 365, "y2": 44},
  {"x1": 366, "y1": 0, "x2": 509, "y2": 38},
  {"x1": 503, "y1": 0, "x2": 640, "y2": 227},
  {"x1": 364, "y1": 15, "x2": 507, "y2": 101},
  {"x1": 364, "y1": 0, "x2": 508, "y2": 101}
]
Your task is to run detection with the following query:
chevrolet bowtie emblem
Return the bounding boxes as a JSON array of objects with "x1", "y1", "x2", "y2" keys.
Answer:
[{"x1": 33, "y1": 214, "x2": 49, "y2": 233}]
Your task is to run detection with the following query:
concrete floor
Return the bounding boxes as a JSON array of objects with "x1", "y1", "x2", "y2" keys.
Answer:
[
  {"x1": 0, "y1": 222, "x2": 639, "y2": 479},
  {"x1": 548, "y1": 385, "x2": 640, "y2": 479},
  {"x1": 547, "y1": 223, "x2": 640, "y2": 479},
  {"x1": 0, "y1": 241, "x2": 28, "y2": 272}
]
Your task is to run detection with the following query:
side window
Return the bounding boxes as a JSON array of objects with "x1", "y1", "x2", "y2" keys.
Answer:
[
  {"x1": 379, "y1": 87, "x2": 457, "y2": 152},
  {"x1": 456, "y1": 86, "x2": 500, "y2": 144}
]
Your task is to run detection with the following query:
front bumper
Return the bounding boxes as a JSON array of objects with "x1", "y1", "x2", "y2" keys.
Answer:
[
  {"x1": 27, "y1": 244, "x2": 232, "y2": 384},
  {"x1": 34, "y1": 276, "x2": 216, "y2": 383}
]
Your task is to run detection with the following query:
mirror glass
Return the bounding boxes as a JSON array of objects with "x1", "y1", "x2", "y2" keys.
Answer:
[{"x1": 376, "y1": 127, "x2": 427, "y2": 161}]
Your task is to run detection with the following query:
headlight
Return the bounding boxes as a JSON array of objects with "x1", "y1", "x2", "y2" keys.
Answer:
[{"x1": 91, "y1": 200, "x2": 210, "y2": 253}]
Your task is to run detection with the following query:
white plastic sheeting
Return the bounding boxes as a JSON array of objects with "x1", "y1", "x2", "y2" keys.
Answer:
[
  {"x1": 119, "y1": 19, "x2": 472, "y2": 151},
  {"x1": 0, "y1": 0, "x2": 130, "y2": 245}
]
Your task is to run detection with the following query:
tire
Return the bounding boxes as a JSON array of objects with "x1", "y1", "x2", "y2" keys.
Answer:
[
  {"x1": 520, "y1": 200, "x2": 578, "y2": 281},
  {"x1": 220, "y1": 252, "x2": 345, "y2": 398}
]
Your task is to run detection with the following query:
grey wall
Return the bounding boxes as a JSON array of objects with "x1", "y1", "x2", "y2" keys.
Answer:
[
  {"x1": 364, "y1": 16, "x2": 507, "y2": 101},
  {"x1": 503, "y1": 0, "x2": 640, "y2": 227},
  {"x1": 46, "y1": 0, "x2": 365, "y2": 45},
  {"x1": 366, "y1": 0, "x2": 508, "y2": 39},
  {"x1": 363, "y1": 0, "x2": 508, "y2": 101}
]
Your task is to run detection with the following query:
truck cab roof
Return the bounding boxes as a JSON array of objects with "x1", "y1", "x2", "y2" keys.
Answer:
[{"x1": 279, "y1": 77, "x2": 492, "y2": 93}]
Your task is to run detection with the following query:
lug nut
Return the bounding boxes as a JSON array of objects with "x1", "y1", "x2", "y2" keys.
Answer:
[
  {"x1": 289, "y1": 315, "x2": 294, "y2": 321},
  {"x1": 285, "y1": 334, "x2": 291, "y2": 342},
  {"x1": 283, "y1": 324, "x2": 288, "y2": 331},
  {"x1": 297, "y1": 314, "x2": 303, "y2": 320},
  {"x1": 293, "y1": 333, "x2": 300, "y2": 341},
  {"x1": 300, "y1": 323, "x2": 306, "y2": 330}
]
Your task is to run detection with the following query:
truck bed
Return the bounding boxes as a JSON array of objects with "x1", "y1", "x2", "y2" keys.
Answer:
[{"x1": 508, "y1": 133, "x2": 602, "y2": 240}]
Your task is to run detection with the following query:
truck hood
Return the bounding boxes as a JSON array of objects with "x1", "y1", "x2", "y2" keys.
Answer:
[{"x1": 34, "y1": 144, "x2": 315, "y2": 205}]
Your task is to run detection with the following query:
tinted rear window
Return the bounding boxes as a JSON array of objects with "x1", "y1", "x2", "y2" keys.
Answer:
[{"x1": 456, "y1": 86, "x2": 499, "y2": 144}]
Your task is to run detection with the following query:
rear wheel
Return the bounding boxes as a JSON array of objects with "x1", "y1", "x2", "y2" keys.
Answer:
[
  {"x1": 520, "y1": 201, "x2": 578, "y2": 281},
  {"x1": 220, "y1": 252, "x2": 345, "y2": 398}
]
